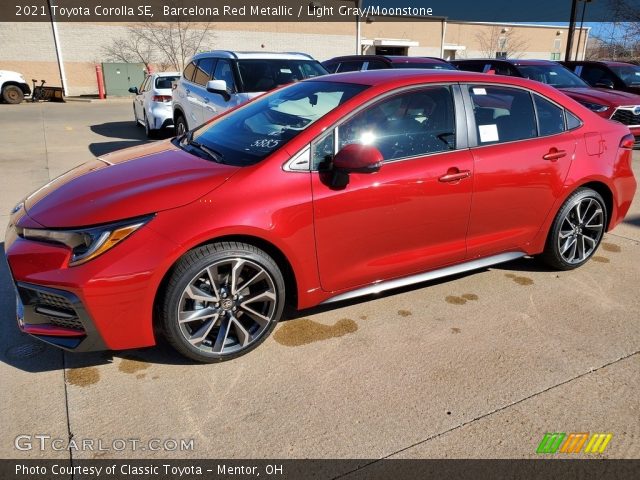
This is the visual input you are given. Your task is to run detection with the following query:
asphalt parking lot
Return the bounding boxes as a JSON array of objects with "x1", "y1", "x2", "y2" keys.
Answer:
[{"x1": 0, "y1": 101, "x2": 639, "y2": 465}]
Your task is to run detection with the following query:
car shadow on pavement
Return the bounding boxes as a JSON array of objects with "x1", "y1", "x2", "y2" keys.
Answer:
[
  {"x1": 623, "y1": 214, "x2": 640, "y2": 227},
  {"x1": 88, "y1": 140, "x2": 149, "y2": 156},
  {"x1": 88, "y1": 121, "x2": 174, "y2": 156},
  {"x1": 90, "y1": 121, "x2": 149, "y2": 140}
]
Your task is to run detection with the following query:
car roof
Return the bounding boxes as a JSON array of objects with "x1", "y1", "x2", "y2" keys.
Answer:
[
  {"x1": 192, "y1": 50, "x2": 315, "y2": 61},
  {"x1": 453, "y1": 58, "x2": 557, "y2": 66},
  {"x1": 153, "y1": 72, "x2": 180, "y2": 77},
  {"x1": 571, "y1": 60, "x2": 636, "y2": 67},
  {"x1": 315, "y1": 68, "x2": 539, "y2": 87},
  {"x1": 325, "y1": 55, "x2": 450, "y2": 65}
]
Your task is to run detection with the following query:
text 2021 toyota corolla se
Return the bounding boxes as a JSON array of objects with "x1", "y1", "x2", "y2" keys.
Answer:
[{"x1": 4, "y1": 70, "x2": 637, "y2": 362}]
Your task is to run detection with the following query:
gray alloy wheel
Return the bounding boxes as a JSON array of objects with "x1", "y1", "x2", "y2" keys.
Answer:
[
  {"x1": 541, "y1": 188, "x2": 607, "y2": 270},
  {"x1": 160, "y1": 242, "x2": 285, "y2": 362}
]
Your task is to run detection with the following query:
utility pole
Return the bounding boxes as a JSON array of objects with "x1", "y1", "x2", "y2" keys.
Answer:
[{"x1": 565, "y1": 0, "x2": 579, "y2": 61}]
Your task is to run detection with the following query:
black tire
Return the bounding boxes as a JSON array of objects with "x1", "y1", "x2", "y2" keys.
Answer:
[
  {"x1": 133, "y1": 104, "x2": 141, "y2": 127},
  {"x1": 175, "y1": 114, "x2": 188, "y2": 136},
  {"x1": 3, "y1": 85, "x2": 24, "y2": 104},
  {"x1": 144, "y1": 112, "x2": 156, "y2": 139},
  {"x1": 159, "y1": 242, "x2": 286, "y2": 363},
  {"x1": 540, "y1": 187, "x2": 607, "y2": 270}
]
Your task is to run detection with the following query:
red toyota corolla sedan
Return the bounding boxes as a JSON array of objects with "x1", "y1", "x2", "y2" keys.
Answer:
[{"x1": 4, "y1": 70, "x2": 637, "y2": 362}]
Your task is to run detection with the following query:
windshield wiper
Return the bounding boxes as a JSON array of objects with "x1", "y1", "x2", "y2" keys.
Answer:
[{"x1": 180, "y1": 131, "x2": 225, "y2": 164}]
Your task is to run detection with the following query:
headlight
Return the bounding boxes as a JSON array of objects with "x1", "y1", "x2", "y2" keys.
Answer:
[
  {"x1": 10, "y1": 202, "x2": 24, "y2": 215},
  {"x1": 21, "y1": 215, "x2": 153, "y2": 266},
  {"x1": 579, "y1": 101, "x2": 609, "y2": 113}
]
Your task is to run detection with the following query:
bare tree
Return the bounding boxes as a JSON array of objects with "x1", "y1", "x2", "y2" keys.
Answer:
[
  {"x1": 102, "y1": 21, "x2": 213, "y2": 72},
  {"x1": 475, "y1": 26, "x2": 529, "y2": 59}
]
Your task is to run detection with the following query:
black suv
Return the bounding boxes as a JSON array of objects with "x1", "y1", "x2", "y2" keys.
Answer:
[
  {"x1": 322, "y1": 55, "x2": 456, "y2": 73},
  {"x1": 562, "y1": 61, "x2": 640, "y2": 95}
]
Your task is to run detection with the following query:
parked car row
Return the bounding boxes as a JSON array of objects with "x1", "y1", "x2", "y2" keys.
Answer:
[{"x1": 128, "y1": 52, "x2": 640, "y2": 149}]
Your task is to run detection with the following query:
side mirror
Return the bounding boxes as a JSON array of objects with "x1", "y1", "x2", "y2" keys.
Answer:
[
  {"x1": 128, "y1": 86, "x2": 138, "y2": 94},
  {"x1": 206, "y1": 79, "x2": 231, "y2": 101},
  {"x1": 329, "y1": 144, "x2": 383, "y2": 189},
  {"x1": 595, "y1": 79, "x2": 615, "y2": 89}
]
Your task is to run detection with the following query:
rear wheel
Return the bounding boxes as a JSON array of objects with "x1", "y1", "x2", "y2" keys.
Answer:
[
  {"x1": 540, "y1": 188, "x2": 607, "y2": 270},
  {"x1": 160, "y1": 242, "x2": 285, "y2": 363},
  {"x1": 3, "y1": 85, "x2": 24, "y2": 104},
  {"x1": 144, "y1": 112, "x2": 156, "y2": 139},
  {"x1": 133, "y1": 104, "x2": 141, "y2": 127}
]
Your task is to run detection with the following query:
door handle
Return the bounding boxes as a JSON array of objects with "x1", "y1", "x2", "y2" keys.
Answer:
[
  {"x1": 543, "y1": 148, "x2": 567, "y2": 161},
  {"x1": 439, "y1": 168, "x2": 471, "y2": 183},
  {"x1": 203, "y1": 97, "x2": 210, "y2": 103}
]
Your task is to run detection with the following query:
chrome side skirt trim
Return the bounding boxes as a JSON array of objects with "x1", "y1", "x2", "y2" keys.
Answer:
[{"x1": 320, "y1": 251, "x2": 526, "y2": 304}]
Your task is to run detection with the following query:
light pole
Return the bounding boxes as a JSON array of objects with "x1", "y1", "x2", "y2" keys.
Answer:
[
  {"x1": 575, "y1": 0, "x2": 592, "y2": 60},
  {"x1": 565, "y1": 0, "x2": 579, "y2": 61}
]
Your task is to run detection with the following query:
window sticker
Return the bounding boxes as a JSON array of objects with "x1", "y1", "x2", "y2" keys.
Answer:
[
  {"x1": 479, "y1": 124, "x2": 499, "y2": 143},
  {"x1": 473, "y1": 88, "x2": 487, "y2": 95}
]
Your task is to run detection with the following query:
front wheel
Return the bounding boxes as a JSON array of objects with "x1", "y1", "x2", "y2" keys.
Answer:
[
  {"x1": 175, "y1": 114, "x2": 188, "y2": 136},
  {"x1": 3, "y1": 85, "x2": 24, "y2": 104},
  {"x1": 159, "y1": 242, "x2": 286, "y2": 363},
  {"x1": 540, "y1": 188, "x2": 607, "y2": 270}
]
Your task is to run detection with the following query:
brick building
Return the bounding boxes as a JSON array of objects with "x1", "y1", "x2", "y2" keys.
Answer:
[{"x1": 0, "y1": 18, "x2": 588, "y2": 96}]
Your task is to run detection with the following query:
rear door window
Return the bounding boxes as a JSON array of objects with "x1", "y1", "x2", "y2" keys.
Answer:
[{"x1": 469, "y1": 86, "x2": 537, "y2": 145}]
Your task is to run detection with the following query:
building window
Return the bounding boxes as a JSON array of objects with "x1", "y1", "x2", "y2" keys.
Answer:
[{"x1": 550, "y1": 52, "x2": 561, "y2": 60}]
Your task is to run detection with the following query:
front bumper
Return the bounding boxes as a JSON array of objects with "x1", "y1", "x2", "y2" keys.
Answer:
[
  {"x1": 15, "y1": 282, "x2": 106, "y2": 351},
  {"x1": 4, "y1": 212, "x2": 182, "y2": 352}
]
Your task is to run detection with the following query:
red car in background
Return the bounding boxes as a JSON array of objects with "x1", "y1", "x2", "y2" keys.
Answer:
[
  {"x1": 453, "y1": 59, "x2": 640, "y2": 148},
  {"x1": 5, "y1": 70, "x2": 636, "y2": 362}
]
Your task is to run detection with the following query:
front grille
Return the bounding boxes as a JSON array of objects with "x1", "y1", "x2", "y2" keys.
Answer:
[
  {"x1": 18, "y1": 286, "x2": 85, "y2": 332},
  {"x1": 37, "y1": 291, "x2": 74, "y2": 310},
  {"x1": 611, "y1": 108, "x2": 640, "y2": 127}
]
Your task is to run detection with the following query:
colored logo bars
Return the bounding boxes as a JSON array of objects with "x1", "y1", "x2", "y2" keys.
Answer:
[{"x1": 536, "y1": 433, "x2": 613, "y2": 454}]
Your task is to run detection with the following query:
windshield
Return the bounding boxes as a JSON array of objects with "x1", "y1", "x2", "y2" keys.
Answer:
[
  {"x1": 155, "y1": 75, "x2": 179, "y2": 89},
  {"x1": 517, "y1": 64, "x2": 589, "y2": 88},
  {"x1": 609, "y1": 65, "x2": 640, "y2": 86},
  {"x1": 185, "y1": 80, "x2": 367, "y2": 166},
  {"x1": 237, "y1": 60, "x2": 328, "y2": 93},
  {"x1": 393, "y1": 63, "x2": 456, "y2": 70}
]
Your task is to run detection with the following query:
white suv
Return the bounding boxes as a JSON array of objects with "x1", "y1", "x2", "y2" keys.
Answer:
[{"x1": 172, "y1": 51, "x2": 327, "y2": 134}]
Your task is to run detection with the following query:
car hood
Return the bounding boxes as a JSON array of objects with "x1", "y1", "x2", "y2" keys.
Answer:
[
  {"x1": 560, "y1": 87, "x2": 640, "y2": 106},
  {"x1": 24, "y1": 140, "x2": 240, "y2": 228}
]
